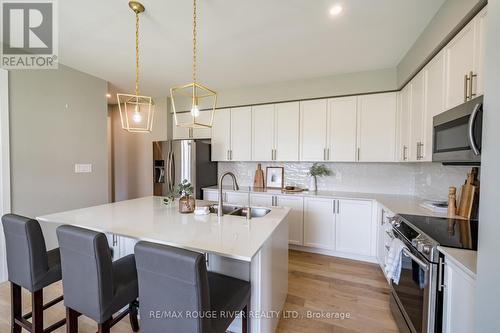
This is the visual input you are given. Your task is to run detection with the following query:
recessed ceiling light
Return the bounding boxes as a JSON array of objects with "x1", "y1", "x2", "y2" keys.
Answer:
[
  {"x1": 106, "y1": 93, "x2": 111, "y2": 98},
  {"x1": 329, "y1": 5, "x2": 343, "y2": 16}
]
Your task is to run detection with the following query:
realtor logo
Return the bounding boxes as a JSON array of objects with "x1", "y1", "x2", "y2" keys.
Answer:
[{"x1": 1, "y1": 0, "x2": 58, "y2": 69}]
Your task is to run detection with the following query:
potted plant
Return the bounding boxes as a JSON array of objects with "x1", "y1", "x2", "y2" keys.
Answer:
[
  {"x1": 164, "y1": 179, "x2": 196, "y2": 213},
  {"x1": 308, "y1": 163, "x2": 332, "y2": 192}
]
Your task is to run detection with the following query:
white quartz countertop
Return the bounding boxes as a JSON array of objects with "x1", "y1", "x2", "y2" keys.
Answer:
[
  {"x1": 203, "y1": 186, "x2": 446, "y2": 217},
  {"x1": 37, "y1": 196, "x2": 290, "y2": 262},
  {"x1": 438, "y1": 246, "x2": 477, "y2": 278}
]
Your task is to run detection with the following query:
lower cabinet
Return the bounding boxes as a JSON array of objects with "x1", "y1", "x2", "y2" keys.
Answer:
[
  {"x1": 335, "y1": 199, "x2": 373, "y2": 256},
  {"x1": 303, "y1": 197, "x2": 335, "y2": 249},
  {"x1": 276, "y1": 195, "x2": 304, "y2": 246},
  {"x1": 442, "y1": 258, "x2": 476, "y2": 333},
  {"x1": 226, "y1": 192, "x2": 249, "y2": 205},
  {"x1": 251, "y1": 193, "x2": 304, "y2": 246},
  {"x1": 107, "y1": 234, "x2": 137, "y2": 260},
  {"x1": 376, "y1": 207, "x2": 395, "y2": 271}
]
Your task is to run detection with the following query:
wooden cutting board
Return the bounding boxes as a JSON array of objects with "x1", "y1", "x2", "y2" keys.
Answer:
[
  {"x1": 253, "y1": 164, "x2": 265, "y2": 188},
  {"x1": 457, "y1": 172, "x2": 478, "y2": 219}
]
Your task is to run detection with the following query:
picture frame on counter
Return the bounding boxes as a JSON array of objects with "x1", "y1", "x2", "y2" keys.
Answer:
[{"x1": 266, "y1": 166, "x2": 284, "y2": 189}]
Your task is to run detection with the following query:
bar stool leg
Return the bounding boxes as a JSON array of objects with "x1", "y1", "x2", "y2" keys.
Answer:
[
  {"x1": 66, "y1": 308, "x2": 79, "y2": 333},
  {"x1": 129, "y1": 302, "x2": 139, "y2": 332},
  {"x1": 31, "y1": 290, "x2": 44, "y2": 333},
  {"x1": 97, "y1": 319, "x2": 111, "y2": 333},
  {"x1": 10, "y1": 283, "x2": 22, "y2": 333},
  {"x1": 242, "y1": 305, "x2": 248, "y2": 333}
]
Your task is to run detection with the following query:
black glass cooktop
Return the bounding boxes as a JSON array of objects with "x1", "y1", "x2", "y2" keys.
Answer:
[{"x1": 399, "y1": 214, "x2": 478, "y2": 250}]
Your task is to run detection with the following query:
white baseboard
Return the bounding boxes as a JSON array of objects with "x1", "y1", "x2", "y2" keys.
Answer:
[{"x1": 289, "y1": 244, "x2": 378, "y2": 264}]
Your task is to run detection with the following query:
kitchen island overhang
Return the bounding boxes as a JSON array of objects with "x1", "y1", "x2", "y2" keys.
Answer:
[{"x1": 38, "y1": 196, "x2": 290, "y2": 333}]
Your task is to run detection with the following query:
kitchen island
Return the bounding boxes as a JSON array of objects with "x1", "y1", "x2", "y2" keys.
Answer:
[{"x1": 38, "y1": 196, "x2": 290, "y2": 333}]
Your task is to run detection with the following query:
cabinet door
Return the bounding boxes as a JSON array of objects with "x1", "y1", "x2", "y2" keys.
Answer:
[
  {"x1": 377, "y1": 209, "x2": 393, "y2": 270},
  {"x1": 335, "y1": 199, "x2": 373, "y2": 256},
  {"x1": 409, "y1": 72, "x2": 425, "y2": 162},
  {"x1": 474, "y1": 8, "x2": 487, "y2": 96},
  {"x1": 444, "y1": 20, "x2": 476, "y2": 110},
  {"x1": 398, "y1": 85, "x2": 412, "y2": 161},
  {"x1": 357, "y1": 93, "x2": 397, "y2": 162},
  {"x1": 211, "y1": 109, "x2": 231, "y2": 161},
  {"x1": 328, "y1": 96, "x2": 357, "y2": 162},
  {"x1": 277, "y1": 195, "x2": 304, "y2": 246},
  {"x1": 303, "y1": 197, "x2": 335, "y2": 249},
  {"x1": 192, "y1": 110, "x2": 212, "y2": 139},
  {"x1": 226, "y1": 192, "x2": 249, "y2": 205},
  {"x1": 252, "y1": 105, "x2": 275, "y2": 161},
  {"x1": 172, "y1": 113, "x2": 192, "y2": 139},
  {"x1": 423, "y1": 52, "x2": 446, "y2": 161},
  {"x1": 230, "y1": 107, "x2": 252, "y2": 161},
  {"x1": 299, "y1": 99, "x2": 328, "y2": 161},
  {"x1": 442, "y1": 260, "x2": 476, "y2": 333},
  {"x1": 250, "y1": 193, "x2": 274, "y2": 207},
  {"x1": 275, "y1": 102, "x2": 300, "y2": 161}
]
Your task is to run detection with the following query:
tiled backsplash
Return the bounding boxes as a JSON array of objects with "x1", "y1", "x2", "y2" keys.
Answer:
[{"x1": 218, "y1": 162, "x2": 472, "y2": 200}]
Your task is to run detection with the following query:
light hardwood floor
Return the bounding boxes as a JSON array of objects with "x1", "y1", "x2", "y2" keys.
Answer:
[{"x1": 0, "y1": 250, "x2": 398, "y2": 333}]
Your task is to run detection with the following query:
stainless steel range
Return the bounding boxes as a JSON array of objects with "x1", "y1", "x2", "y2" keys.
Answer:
[{"x1": 388, "y1": 214, "x2": 478, "y2": 333}]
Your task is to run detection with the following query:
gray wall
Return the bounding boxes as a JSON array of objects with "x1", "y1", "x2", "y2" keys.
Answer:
[
  {"x1": 9, "y1": 64, "x2": 109, "y2": 247},
  {"x1": 475, "y1": 0, "x2": 500, "y2": 330},
  {"x1": 397, "y1": 0, "x2": 486, "y2": 86},
  {"x1": 214, "y1": 68, "x2": 397, "y2": 109},
  {"x1": 111, "y1": 97, "x2": 169, "y2": 201}
]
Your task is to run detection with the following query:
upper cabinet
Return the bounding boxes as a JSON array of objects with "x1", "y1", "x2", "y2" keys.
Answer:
[
  {"x1": 398, "y1": 85, "x2": 412, "y2": 162},
  {"x1": 357, "y1": 92, "x2": 397, "y2": 162},
  {"x1": 409, "y1": 72, "x2": 426, "y2": 162},
  {"x1": 299, "y1": 99, "x2": 328, "y2": 161},
  {"x1": 211, "y1": 108, "x2": 231, "y2": 161},
  {"x1": 328, "y1": 97, "x2": 358, "y2": 162},
  {"x1": 252, "y1": 102, "x2": 300, "y2": 161},
  {"x1": 444, "y1": 8, "x2": 486, "y2": 110},
  {"x1": 172, "y1": 110, "x2": 212, "y2": 140},
  {"x1": 422, "y1": 51, "x2": 446, "y2": 161},
  {"x1": 211, "y1": 107, "x2": 252, "y2": 161}
]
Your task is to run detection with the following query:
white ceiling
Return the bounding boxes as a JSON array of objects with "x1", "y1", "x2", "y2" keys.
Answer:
[{"x1": 59, "y1": 0, "x2": 445, "y2": 98}]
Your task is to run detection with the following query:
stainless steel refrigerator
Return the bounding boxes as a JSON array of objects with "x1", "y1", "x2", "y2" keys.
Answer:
[{"x1": 153, "y1": 140, "x2": 217, "y2": 199}]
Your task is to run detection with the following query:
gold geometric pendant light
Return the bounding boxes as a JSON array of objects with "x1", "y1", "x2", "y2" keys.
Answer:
[
  {"x1": 170, "y1": 0, "x2": 217, "y2": 129},
  {"x1": 117, "y1": 1, "x2": 155, "y2": 133}
]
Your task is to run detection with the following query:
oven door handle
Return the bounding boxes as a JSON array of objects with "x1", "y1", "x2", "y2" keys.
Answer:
[
  {"x1": 468, "y1": 103, "x2": 481, "y2": 156},
  {"x1": 403, "y1": 248, "x2": 429, "y2": 272}
]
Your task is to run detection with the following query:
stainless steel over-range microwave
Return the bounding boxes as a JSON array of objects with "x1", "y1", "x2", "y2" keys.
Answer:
[{"x1": 433, "y1": 96, "x2": 483, "y2": 165}]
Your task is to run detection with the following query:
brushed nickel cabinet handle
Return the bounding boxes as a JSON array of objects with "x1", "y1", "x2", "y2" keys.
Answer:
[
  {"x1": 464, "y1": 74, "x2": 470, "y2": 102},
  {"x1": 403, "y1": 145, "x2": 408, "y2": 161},
  {"x1": 357, "y1": 148, "x2": 360, "y2": 161},
  {"x1": 469, "y1": 71, "x2": 477, "y2": 99}
]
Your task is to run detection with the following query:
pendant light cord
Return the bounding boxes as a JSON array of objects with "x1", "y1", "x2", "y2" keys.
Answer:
[
  {"x1": 192, "y1": 0, "x2": 197, "y2": 84},
  {"x1": 135, "y1": 10, "x2": 140, "y2": 96}
]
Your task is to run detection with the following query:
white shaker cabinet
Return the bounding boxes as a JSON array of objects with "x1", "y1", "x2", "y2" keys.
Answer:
[
  {"x1": 275, "y1": 102, "x2": 300, "y2": 161},
  {"x1": 398, "y1": 85, "x2": 411, "y2": 162},
  {"x1": 299, "y1": 99, "x2": 328, "y2": 161},
  {"x1": 211, "y1": 107, "x2": 252, "y2": 161},
  {"x1": 225, "y1": 192, "x2": 249, "y2": 205},
  {"x1": 327, "y1": 97, "x2": 357, "y2": 162},
  {"x1": 303, "y1": 197, "x2": 335, "y2": 249},
  {"x1": 277, "y1": 195, "x2": 304, "y2": 246},
  {"x1": 252, "y1": 102, "x2": 300, "y2": 162},
  {"x1": 409, "y1": 72, "x2": 426, "y2": 162},
  {"x1": 422, "y1": 51, "x2": 446, "y2": 161},
  {"x1": 252, "y1": 104, "x2": 275, "y2": 161},
  {"x1": 250, "y1": 193, "x2": 274, "y2": 207},
  {"x1": 211, "y1": 108, "x2": 231, "y2": 161},
  {"x1": 230, "y1": 107, "x2": 252, "y2": 161},
  {"x1": 442, "y1": 259, "x2": 476, "y2": 333},
  {"x1": 172, "y1": 110, "x2": 212, "y2": 139},
  {"x1": 357, "y1": 92, "x2": 397, "y2": 162},
  {"x1": 335, "y1": 199, "x2": 373, "y2": 256},
  {"x1": 444, "y1": 8, "x2": 487, "y2": 111}
]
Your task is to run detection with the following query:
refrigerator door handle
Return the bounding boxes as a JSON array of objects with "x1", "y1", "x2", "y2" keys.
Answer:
[{"x1": 168, "y1": 151, "x2": 175, "y2": 192}]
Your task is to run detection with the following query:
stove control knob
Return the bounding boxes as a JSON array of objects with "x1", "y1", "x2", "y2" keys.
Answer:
[{"x1": 390, "y1": 218, "x2": 400, "y2": 227}]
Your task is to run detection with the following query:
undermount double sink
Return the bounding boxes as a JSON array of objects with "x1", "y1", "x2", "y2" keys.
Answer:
[{"x1": 209, "y1": 204, "x2": 271, "y2": 218}]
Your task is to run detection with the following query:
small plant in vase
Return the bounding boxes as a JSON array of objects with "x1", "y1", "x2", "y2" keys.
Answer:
[
  {"x1": 163, "y1": 179, "x2": 196, "y2": 213},
  {"x1": 308, "y1": 163, "x2": 332, "y2": 192}
]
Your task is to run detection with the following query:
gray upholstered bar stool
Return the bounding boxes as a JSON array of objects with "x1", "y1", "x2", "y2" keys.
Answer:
[
  {"x1": 56, "y1": 225, "x2": 140, "y2": 333},
  {"x1": 2, "y1": 214, "x2": 66, "y2": 333},
  {"x1": 135, "y1": 241, "x2": 251, "y2": 333}
]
